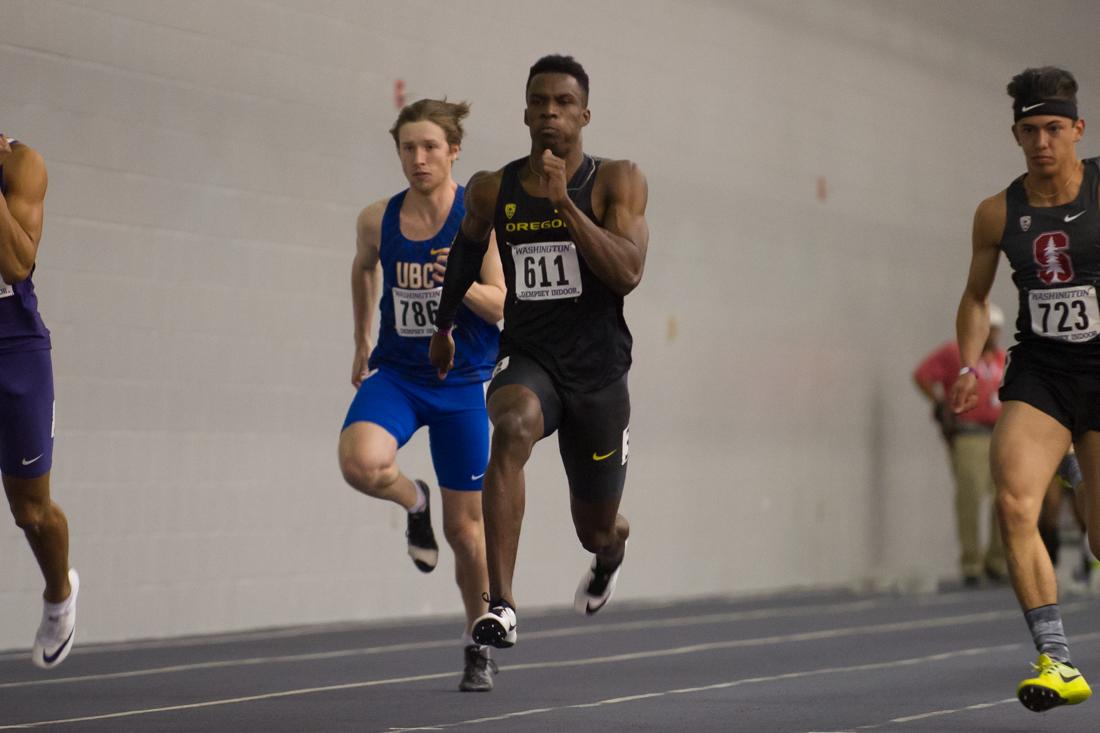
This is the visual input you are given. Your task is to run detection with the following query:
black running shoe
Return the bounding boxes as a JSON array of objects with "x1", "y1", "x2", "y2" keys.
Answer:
[
  {"x1": 406, "y1": 480, "x2": 438, "y2": 573},
  {"x1": 575, "y1": 544, "x2": 625, "y2": 615},
  {"x1": 459, "y1": 645, "x2": 498, "y2": 692}
]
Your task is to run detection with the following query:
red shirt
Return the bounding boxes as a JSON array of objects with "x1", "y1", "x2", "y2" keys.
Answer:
[{"x1": 913, "y1": 341, "x2": 1005, "y2": 428}]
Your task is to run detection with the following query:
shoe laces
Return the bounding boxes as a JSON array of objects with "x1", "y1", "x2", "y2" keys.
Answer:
[
  {"x1": 1033, "y1": 658, "x2": 1074, "y2": 676},
  {"x1": 465, "y1": 646, "x2": 499, "y2": 674}
]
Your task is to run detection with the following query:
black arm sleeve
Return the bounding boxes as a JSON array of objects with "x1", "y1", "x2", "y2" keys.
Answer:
[{"x1": 435, "y1": 226, "x2": 489, "y2": 330}]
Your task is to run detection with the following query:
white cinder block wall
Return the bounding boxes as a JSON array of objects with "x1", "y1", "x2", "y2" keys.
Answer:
[{"x1": 2, "y1": 0, "x2": 1098, "y2": 648}]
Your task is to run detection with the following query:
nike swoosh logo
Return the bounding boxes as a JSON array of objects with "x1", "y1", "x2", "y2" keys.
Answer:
[
  {"x1": 592, "y1": 450, "x2": 617, "y2": 461},
  {"x1": 21, "y1": 454, "x2": 42, "y2": 466},
  {"x1": 1060, "y1": 672, "x2": 1082, "y2": 683},
  {"x1": 1065, "y1": 211, "x2": 1086, "y2": 222},
  {"x1": 470, "y1": 473, "x2": 485, "y2": 480},
  {"x1": 429, "y1": 248, "x2": 448, "y2": 255},
  {"x1": 42, "y1": 626, "x2": 74, "y2": 665},
  {"x1": 1021, "y1": 103, "x2": 1046, "y2": 112}
]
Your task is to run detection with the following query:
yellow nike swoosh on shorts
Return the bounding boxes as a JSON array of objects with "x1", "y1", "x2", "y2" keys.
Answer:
[
  {"x1": 592, "y1": 450, "x2": 617, "y2": 461},
  {"x1": 430, "y1": 248, "x2": 448, "y2": 255}
]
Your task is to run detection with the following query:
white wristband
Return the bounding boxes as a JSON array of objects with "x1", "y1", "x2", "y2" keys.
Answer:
[{"x1": 958, "y1": 366, "x2": 977, "y2": 378}]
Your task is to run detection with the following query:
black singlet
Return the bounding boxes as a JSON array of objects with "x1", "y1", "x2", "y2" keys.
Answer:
[
  {"x1": 1000, "y1": 157, "x2": 1100, "y2": 368},
  {"x1": 492, "y1": 155, "x2": 632, "y2": 392}
]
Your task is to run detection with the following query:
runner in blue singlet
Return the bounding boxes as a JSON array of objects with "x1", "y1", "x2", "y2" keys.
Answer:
[{"x1": 336, "y1": 100, "x2": 504, "y2": 692}]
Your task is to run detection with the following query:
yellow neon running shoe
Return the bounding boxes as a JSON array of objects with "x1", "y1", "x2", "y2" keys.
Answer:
[{"x1": 1017, "y1": 654, "x2": 1092, "y2": 712}]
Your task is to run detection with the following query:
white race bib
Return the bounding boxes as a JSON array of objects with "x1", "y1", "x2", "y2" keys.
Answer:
[
  {"x1": 0, "y1": 283, "x2": 12, "y2": 299},
  {"x1": 511, "y1": 241, "x2": 582, "y2": 301},
  {"x1": 392, "y1": 287, "x2": 440, "y2": 338},
  {"x1": 1028, "y1": 285, "x2": 1100, "y2": 342}
]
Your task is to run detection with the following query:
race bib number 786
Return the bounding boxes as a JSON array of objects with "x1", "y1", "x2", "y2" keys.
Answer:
[{"x1": 392, "y1": 287, "x2": 440, "y2": 338}]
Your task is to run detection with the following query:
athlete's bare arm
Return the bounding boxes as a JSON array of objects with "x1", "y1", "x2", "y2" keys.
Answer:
[
  {"x1": 951, "y1": 192, "x2": 1006, "y2": 414},
  {"x1": 538, "y1": 150, "x2": 648, "y2": 296},
  {"x1": 0, "y1": 139, "x2": 47, "y2": 284},
  {"x1": 351, "y1": 200, "x2": 386, "y2": 387}
]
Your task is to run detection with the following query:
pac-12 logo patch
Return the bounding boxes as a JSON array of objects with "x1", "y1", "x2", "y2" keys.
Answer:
[
  {"x1": 1020, "y1": 216, "x2": 1031, "y2": 232},
  {"x1": 505, "y1": 203, "x2": 516, "y2": 220},
  {"x1": 1034, "y1": 231, "x2": 1074, "y2": 285}
]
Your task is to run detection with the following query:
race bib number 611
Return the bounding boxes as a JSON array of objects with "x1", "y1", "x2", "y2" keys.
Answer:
[
  {"x1": 511, "y1": 241, "x2": 583, "y2": 301},
  {"x1": 1028, "y1": 285, "x2": 1100, "y2": 342}
]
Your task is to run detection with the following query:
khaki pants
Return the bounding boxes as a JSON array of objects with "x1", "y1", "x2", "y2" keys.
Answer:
[{"x1": 949, "y1": 431, "x2": 1007, "y2": 578}]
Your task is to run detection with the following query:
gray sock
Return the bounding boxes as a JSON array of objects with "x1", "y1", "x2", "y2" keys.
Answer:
[{"x1": 1024, "y1": 604, "x2": 1071, "y2": 663}]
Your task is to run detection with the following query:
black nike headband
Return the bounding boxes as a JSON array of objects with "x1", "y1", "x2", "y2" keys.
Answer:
[{"x1": 1014, "y1": 98, "x2": 1078, "y2": 122}]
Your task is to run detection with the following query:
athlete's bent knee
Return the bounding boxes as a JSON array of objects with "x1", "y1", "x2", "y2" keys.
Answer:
[
  {"x1": 996, "y1": 490, "x2": 1038, "y2": 536},
  {"x1": 9, "y1": 497, "x2": 48, "y2": 534},
  {"x1": 339, "y1": 453, "x2": 394, "y2": 497},
  {"x1": 491, "y1": 410, "x2": 538, "y2": 454},
  {"x1": 576, "y1": 525, "x2": 618, "y2": 555},
  {"x1": 443, "y1": 518, "x2": 483, "y2": 558}
]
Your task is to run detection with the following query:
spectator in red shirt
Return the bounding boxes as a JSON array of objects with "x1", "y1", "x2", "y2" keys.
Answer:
[{"x1": 914, "y1": 304, "x2": 1008, "y2": 586}]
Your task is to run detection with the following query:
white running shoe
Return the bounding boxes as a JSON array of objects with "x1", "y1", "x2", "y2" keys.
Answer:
[
  {"x1": 575, "y1": 547, "x2": 625, "y2": 615},
  {"x1": 472, "y1": 602, "x2": 517, "y2": 648},
  {"x1": 32, "y1": 568, "x2": 79, "y2": 669}
]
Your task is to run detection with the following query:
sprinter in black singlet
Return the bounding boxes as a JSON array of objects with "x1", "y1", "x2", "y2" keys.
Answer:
[
  {"x1": 952, "y1": 66, "x2": 1098, "y2": 713},
  {"x1": 430, "y1": 55, "x2": 649, "y2": 650}
]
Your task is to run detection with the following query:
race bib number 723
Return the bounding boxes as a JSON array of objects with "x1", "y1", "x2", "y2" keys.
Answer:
[{"x1": 1028, "y1": 285, "x2": 1100, "y2": 342}]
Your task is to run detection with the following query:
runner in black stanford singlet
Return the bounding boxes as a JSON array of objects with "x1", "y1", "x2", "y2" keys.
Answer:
[{"x1": 951, "y1": 66, "x2": 1097, "y2": 713}]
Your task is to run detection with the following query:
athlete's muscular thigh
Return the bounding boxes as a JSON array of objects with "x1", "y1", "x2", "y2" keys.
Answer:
[
  {"x1": 991, "y1": 401, "x2": 1071, "y2": 518},
  {"x1": 487, "y1": 385, "x2": 544, "y2": 459}
]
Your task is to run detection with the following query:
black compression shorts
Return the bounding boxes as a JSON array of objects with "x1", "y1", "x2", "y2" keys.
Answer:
[
  {"x1": 487, "y1": 352, "x2": 629, "y2": 501},
  {"x1": 1000, "y1": 346, "x2": 1100, "y2": 435}
]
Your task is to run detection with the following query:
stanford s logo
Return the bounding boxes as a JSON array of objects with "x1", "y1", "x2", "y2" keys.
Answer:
[
  {"x1": 1033, "y1": 231, "x2": 1074, "y2": 285},
  {"x1": 1020, "y1": 216, "x2": 1031, "y2": 232},
  {"x1": 505, "y1": 203, "x2": 516, "y2": 220}
]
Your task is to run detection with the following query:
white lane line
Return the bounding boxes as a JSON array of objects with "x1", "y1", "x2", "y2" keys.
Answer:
[
  {"x1": 0, "y1": 595, "x2": 983, "y2": 690},
  {"x1": 4, "y1": 612, "x2": 1089, "y2": 729},
  {"x1": 856, "y1": 698, "x2": 1017, "y2": 728},
  {"x1": 0, "y1": 590, "x2": 989, "y2": 663},
  {"x1": 0, "y1": 670, "x2": 458, "y2": 730},
  {"x1": 382, "y1": 644, "x2": 1027, "y2": 731}
]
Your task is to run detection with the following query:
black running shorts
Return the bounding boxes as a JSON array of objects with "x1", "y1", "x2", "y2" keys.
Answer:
[
  {"x1": 1000, "y1": 346, "x2": 1100, "y2": 435},
  {"x1": 487, "y1": 352, "x2": 630, "y2": 501}
]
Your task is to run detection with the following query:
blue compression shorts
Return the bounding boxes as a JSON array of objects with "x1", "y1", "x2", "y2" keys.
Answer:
[{"x1": 342, "y1": 368, "x2": 489, "y2": 491}]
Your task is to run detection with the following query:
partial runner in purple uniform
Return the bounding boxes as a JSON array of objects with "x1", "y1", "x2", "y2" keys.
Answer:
[{"x1": 0, "y1": 132, "x2": 78, "y2": 669}]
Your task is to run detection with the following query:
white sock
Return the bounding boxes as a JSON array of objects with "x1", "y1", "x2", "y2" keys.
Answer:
[
  {"x1": 407, "y1": 481, "x2": 426, "y2": 514},
  {"x1": 44, "y1": 591, "x2": 74, "y2": 616}
]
